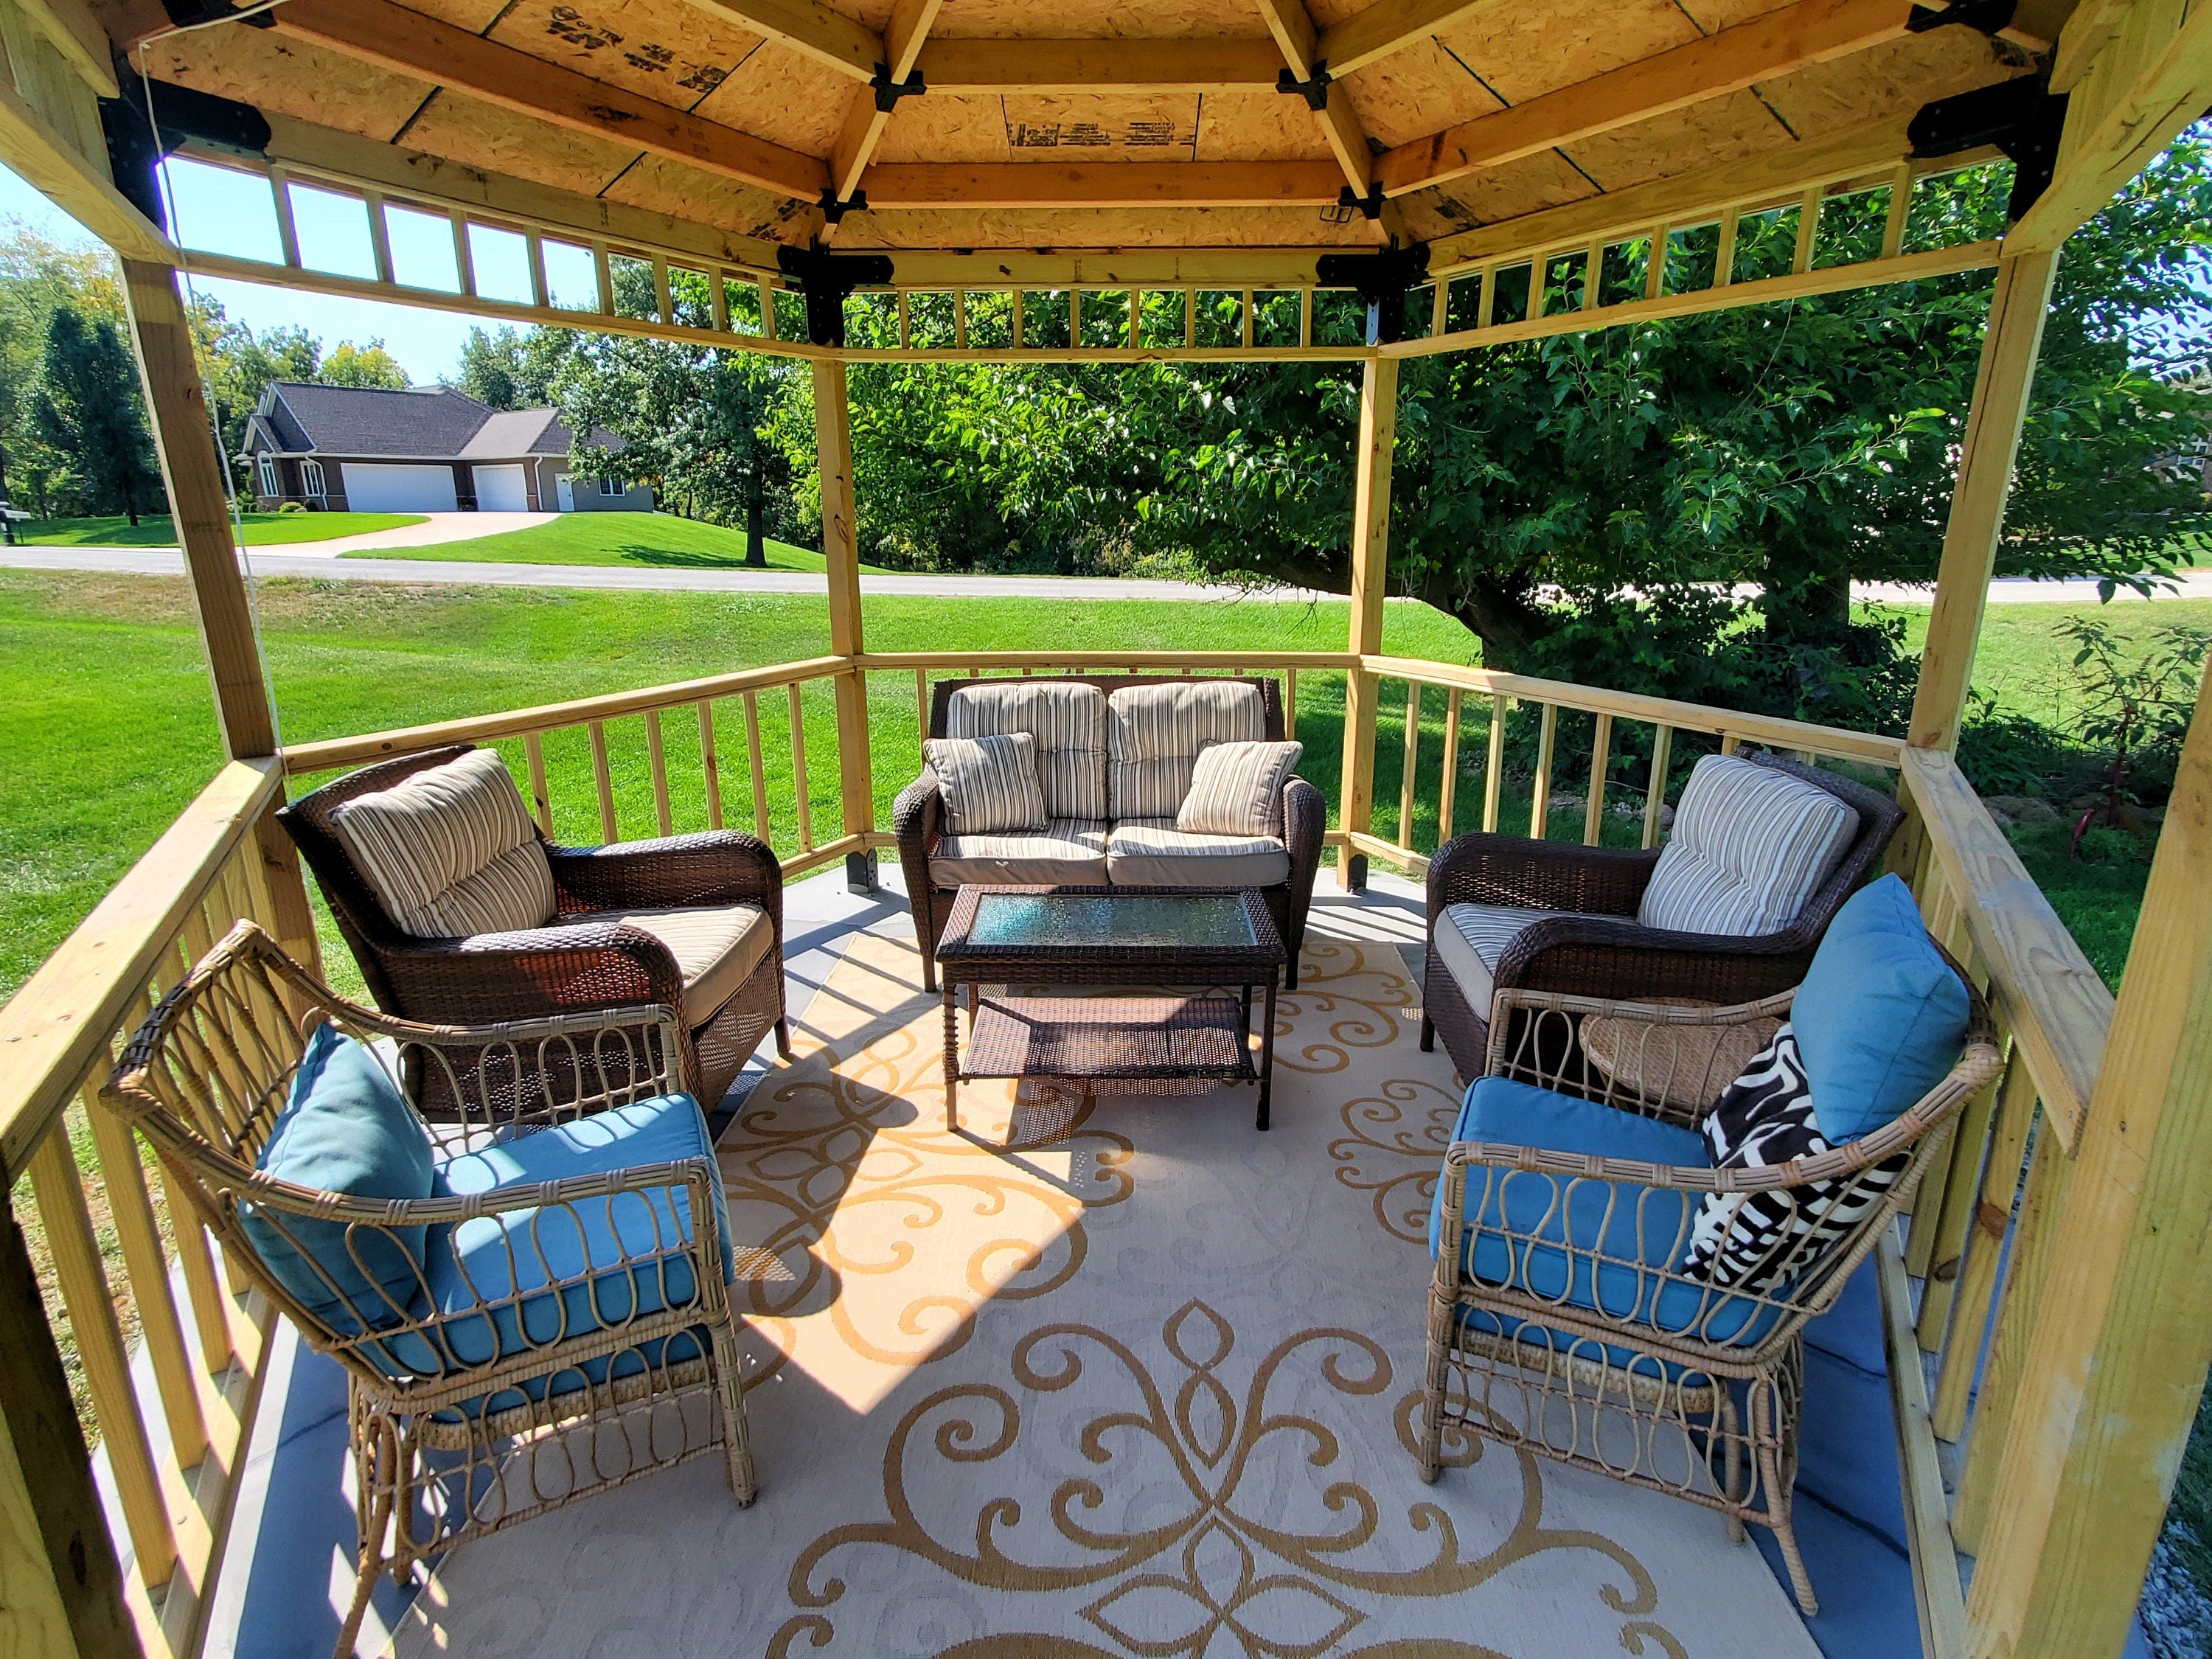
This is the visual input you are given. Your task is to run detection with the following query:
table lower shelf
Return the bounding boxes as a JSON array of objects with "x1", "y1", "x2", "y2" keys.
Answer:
[{"x1": 959, "y1": 995, "x2": 1256, "y2": 1083}]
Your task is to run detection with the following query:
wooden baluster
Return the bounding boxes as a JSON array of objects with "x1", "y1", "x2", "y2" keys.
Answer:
[
  {"x1": 135, "y1": 947, "x2": 240, "y2": 1375},
  {"x1": 1932, "y1": 1050, "x2": 2041, "y2": 1432},
  {"x1": 1483, "y1": 695, "x2": 1507, "y2": 832},
  {"x1": 1531, "y1": 703, "x2": 1558, "y2": 839},
  {"x1": 915, "y1": 667, "x2": 929, "y2": 751},
  {"x1": 1646, "y1": 226, "x2": 1667, "y2": 299},
  {"x1": 524, "y1": 731, "x2": 553, "y2": 837},
  {"x1": 1714, "y1": 204, "x2": 1740, "y2": 289},
  {"x1": 85, "y1": 1085, "x2": 209, "y2": 1471},
  {"x1": 787, "y1": 684, "x2": 814, "y2": 852},
  {"x1": 1950, "y1": 1126, "x2": 2073, "y2": 1552},
  {"x1": 1584, "y1": 712, "x2": 1612, "y2": 846},
  {"x1": 588, "y1": 720, "x2": 617, "y2": 842},
  {"x1": 27, "y1": 1128, "x2": 178, "y2": 1589},
  {"x1": 1794, "y1": 184, "x2": 1822, "y2": 274},
  {"x1": 1397, "y1": 681, "x2": 1421, "y2": 850},
  {"x1": 1437, "y1": 688, "x2": 1462, "y2": 843},
  {"x1": 1719, "y1": 732, "x2": 1741, "y2": 756},
  {"x1": 644, "y1": 708, "x2": 673, "y2": 836},
  {"x1": 1882, "y1": 160, "x2": 1913, "y2": 259},
  {"x1": 742, "y1": 690, "x2": 771, "y2": 841},
  {"x1": 1915, "y1": 1051, "x2": 2009, "y2": 1349},
  {"x1": 698, "y1": 701, "x2": 724, "y2": 830},
  {"x1": 953, "y1": 289, "x2": 967, "y2": 348},
  {"x1": 1284, "y1": 668, "x2": 1297, "y2": 740},
  {"x1": 1128, "y1": 288, "x2": 1141, "y2": 349},
  {"x1": 1644, "y1": 724, "x2": 1672, "y2": 849}
]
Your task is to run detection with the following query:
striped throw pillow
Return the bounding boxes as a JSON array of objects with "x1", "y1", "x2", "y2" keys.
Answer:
[
  {"x1": 1176, "y1": 740, "x2": 1302, "y2": 837},
  {"x1": 1107, "y1": 680, "x2": 1268, "y2": 821},
  {"x1": 330, "y1": 750, "x2": 555, "y2": 939},
  {"x1": 925, "y1": 732, "x2": 1048, "y2": 835},
  {"x1": 1638, "y1": 756, "x2": 1857, "y2": 937},
  {"x1": 945, "y1": 682, "x2": 1107, "y2": 822}
]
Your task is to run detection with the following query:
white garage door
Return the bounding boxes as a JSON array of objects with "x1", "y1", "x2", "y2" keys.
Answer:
[
  {"x1": 473, "y1": 464, "x2": 530, "y2": 512},
  {"x1": 342, "y1": 463, "x2": 459, "y2": 513}
]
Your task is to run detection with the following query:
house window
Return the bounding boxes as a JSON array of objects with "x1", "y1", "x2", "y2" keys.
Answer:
[
  {"x1": 599, "y1": 476, "x2": 624, "y2": 497},
  {"x1": 302, "y1": 460, "x2": 327, "y2": 501},
  {"x1": 257, "y1": 456, "x2": 279, "y2": 499}
]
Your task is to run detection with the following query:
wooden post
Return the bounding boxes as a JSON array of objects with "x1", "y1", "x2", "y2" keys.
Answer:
[
  {"x1": 1965, "y1": 672, "x2": 2212, "y2": 1659},
  {"x1": 1907, "y1": 251, "x2": 2059, "y2": 752},
  {"x1": 1339, "y1": 355, "x2": 1399, "y2": 890},
  {"x1": 121, "y1": 259, "x2": 321, "y2": 973},
  {"x1": 0, "y1": 1197, "x2": 136, "y2": 1659},
  {"x1": 813, "y1": 356, "x2": 875, "y2": 890}
]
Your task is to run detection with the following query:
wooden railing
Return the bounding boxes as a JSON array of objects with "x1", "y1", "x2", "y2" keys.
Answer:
[
  {"x1": 0, "y1": 649, "x2": 2116, "y2": 1659},
  {"x1": 0, "y1": 759, "x2": 293, "y2": 1659}
]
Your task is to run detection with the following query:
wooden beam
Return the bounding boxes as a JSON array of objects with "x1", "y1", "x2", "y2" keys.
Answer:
[
  {"x1": 1378, "y1": 0, "x2": 1918, "y2": 196},
  {"x1": 268, "y1": 0, "x2": 828, "y2": 203},
  {"x1": 684, "y1": 0, "x2": 881, "y2": 83},
  {"x1": 1907, "y1": 251, "x2": 2057, "y2": 751},
  {"x1": 13, "y1": 0, "x2": 117, "y2": 99},
  {"x1": 1963, "y1": 671, "x2": 2212, "y2": 1659},
  {"x1": 860, "y1": 160, "x2": 1348, "y2": 209},
  {"x1": 2050, "y1": 0, "x2": 2136, "y2": 91},
  {"x1": 1339, "y1": 355, "x2": 1400, "y2": 886},
  {"x1": 2007, "y1": 0, "x2": 2212, "y2": 254},
  {"x1": 0, "y1": 52, "x2": 171, "y2": 262},
  {"x1": 826, "y1": 0, "x2": 941, "y2": 214},
  {"x1": 0, "y1": 1197, "x2": 135, "y2": 1659},
  {"x1": 120, "y1": 259, "x2": 277, "y2": 759},
  {"x1": 1318, "y1": 0, "x2": 1506, "y2": 77},
  {"x1": 914, "y1": 35, "x2": 1284, "y2": 91},
  {"x1": 1253, "y1": 0, "x2": 1402, "y2": 241},
  {"x1": 813, "y1": 358, "x2": 874, "y2": 850}
]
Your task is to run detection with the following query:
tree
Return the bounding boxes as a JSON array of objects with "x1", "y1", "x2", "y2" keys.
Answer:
[
  {"x1": 191, "y1": 297, "x2": 321, "y2": 488},
  {"x1": 0, "y1": 219, "x2": 122, "y2": 515},
  {"x1": 32, "y1": 305, "x2": 161, "y2": 524},
  {"x1": 318, "y1": 339, "x2": 411, "y2": 389},
  {"x1": 450, "y1": 324, "x2": 576, "y2": 410}
]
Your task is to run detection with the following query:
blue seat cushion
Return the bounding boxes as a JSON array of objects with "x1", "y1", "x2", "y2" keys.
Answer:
[
  {"x1": 1793, "y1": 874, "x2": 1969, "y2": 1144},
  {"x1": 1429, "y1": 1077, "x2": 1784, "y2": 1358},
  {"x1": 243, "y1": 1023, "x2": 434, "y2": 1334},
  {"x1": 356, "y1": 1094, "x2": 733, "y2": 1404}
]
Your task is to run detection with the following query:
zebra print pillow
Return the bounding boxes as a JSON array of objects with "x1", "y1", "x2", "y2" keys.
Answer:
[{"x1": 1680, "y1": 1025, "x2": 1909, "y2": 1291}]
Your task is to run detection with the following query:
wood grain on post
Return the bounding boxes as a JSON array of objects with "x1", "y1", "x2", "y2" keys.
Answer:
[{"x1": 1338, "y1": 355, "x2": 1399, "y2": 886}]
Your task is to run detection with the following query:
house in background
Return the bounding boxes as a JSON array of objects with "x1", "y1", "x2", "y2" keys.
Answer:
[{"x1": 241, "y1": 383, "x2": 654, "y2": 514}]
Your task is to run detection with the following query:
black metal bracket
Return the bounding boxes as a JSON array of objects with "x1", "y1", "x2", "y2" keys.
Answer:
[
  {"x1": 1907, "y1": 74, "x2": 2070, "y2": 220},
  {"x1": 1905, "y1": 0, "x2": 2017, "y2": 36},
  {"x1": 1335, "y1": 183, "x2": 1385, "y2": 222},
  {"x1": 1316, "y1": 240, "x2": 1430, "y2": 345},
  {"x1": 777, "y1": 244, "x2": 894, "y2": 346},
  {"x1": 100, "y1": 76, "x2": 271, "y2": 232},
  {"x1": 817, "y1": 188, "x2": 869, "y2": 225},
  {"x1": 872, "y1": 64, "x2": 925, "y2": 114},
  {"x1": 1277, "y1": 63, "x2": 1333, "y2": 112}
]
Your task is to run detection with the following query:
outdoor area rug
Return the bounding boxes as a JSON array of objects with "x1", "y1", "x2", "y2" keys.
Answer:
[{"x1": 383, "y1": 927, "x2": 1819, "y2": 1659}]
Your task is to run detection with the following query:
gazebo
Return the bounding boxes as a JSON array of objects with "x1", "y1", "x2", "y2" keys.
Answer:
[{"x1": 0, "y1": 0, "x2": 2207, "y2": 1655}]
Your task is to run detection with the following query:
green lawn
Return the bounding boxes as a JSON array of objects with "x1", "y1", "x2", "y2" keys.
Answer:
[
  {"x1": 18, "y1": 511, "x2": 426, "y2": 546},
  {"x1": 350, "y1": 512, "x2": 892, "y2": 574}
]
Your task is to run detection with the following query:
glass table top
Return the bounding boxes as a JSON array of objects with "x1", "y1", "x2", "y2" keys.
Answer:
[{"x1": 966, "y1": 892, "x2": 1257, "y2": 950}]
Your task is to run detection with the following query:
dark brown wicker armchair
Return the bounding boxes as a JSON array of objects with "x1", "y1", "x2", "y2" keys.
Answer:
[
  {"x1": 1419, "y1": 754, "x2": 1902, "y2": 1082},
  {"x1": 893, "y1": 675, "x2": 1326, "y2": 992},
  {"x1": 281, "y1": 744, "x2": 790, "y2": 1111}
]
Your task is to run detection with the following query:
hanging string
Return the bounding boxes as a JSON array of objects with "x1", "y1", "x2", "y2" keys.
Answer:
[{"x1": 133, "y1": 33, "x2": 285, "y2": 751}]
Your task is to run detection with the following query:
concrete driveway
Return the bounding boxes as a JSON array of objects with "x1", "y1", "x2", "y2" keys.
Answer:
[{"x1": 248, "y1": 511, "x2": 558, "y2": 557}]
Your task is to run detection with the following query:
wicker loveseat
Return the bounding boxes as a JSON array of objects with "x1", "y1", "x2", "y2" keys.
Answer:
[
  {"x1": 282, "y1": 743, "x2": 790, "y2": 1113},
  {"x1": 1421, "y1": 753, "x2": 1902, "y2": 1082},
  {"x1": 894, "y1": 675, "x2": 1326, "y2": 991}
]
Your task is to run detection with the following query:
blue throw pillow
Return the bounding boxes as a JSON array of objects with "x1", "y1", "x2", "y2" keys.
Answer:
[
  {"x1": 240, "y1": 1021, "x2": 435, "y2": 1333},
  {"x1": 1792, "y1": 874, "x2": 1969, "y2": 1144}
]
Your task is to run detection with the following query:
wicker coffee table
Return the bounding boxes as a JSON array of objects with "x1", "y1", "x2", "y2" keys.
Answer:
[{"x1": 933, "y1": 886, "x2": 1287, "y2": 1132}]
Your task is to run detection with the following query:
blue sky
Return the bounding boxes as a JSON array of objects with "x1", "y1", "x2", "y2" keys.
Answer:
[{"x1": 1, "y1": 161, "x2": 504, "y2": 384}]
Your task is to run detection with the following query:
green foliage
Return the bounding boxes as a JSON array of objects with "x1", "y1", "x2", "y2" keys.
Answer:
[
  {"x1": 2059, "y1": 616, "x2": 2211, "y2": 840},
  {"x1": 317, "y1": 340, "x2": 411, "y2": 389},
  {"x1": 448, "y1": 324, "x2": 579, "y2": 410},
  {"x1": 33, "y1": 307, "x2": 161, "y2": 524}
]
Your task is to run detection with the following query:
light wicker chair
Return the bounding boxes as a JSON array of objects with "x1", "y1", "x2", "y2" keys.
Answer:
[
  {"x1": 102, "y1": 922, "x2": 755, "y2": 1659},
  {"x1": 1416, "y1": 972, "x2": 2000, "y2": 1615}
]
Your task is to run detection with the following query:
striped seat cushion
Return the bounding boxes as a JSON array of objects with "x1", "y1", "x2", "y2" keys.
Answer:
[
  {"x1": 1107, "y1": 680, "x2": 1267, "y2": 822},
  {"x1": 1431, "y1": 902, "x2": 1634, "y2": 1020},
  {"x1": 924, "y1": 732, "x2": 1048, "y2": 835},
  {"x1": 931, "y1": 819, "x2": 1110, "y2": 888},
  {"x1": 330, "y1": 749, "x2": 556, "y2": 939},
  {"x1": 1638, "y1": 756, "x2": 1857, "y2": 938},
  {"x1": 944, "y1": 681, "x2": 1107, "y2": 822},
  {"x1": 1105, "y1": 820, "x2": 1290, "y2": 888},
  {"x1": 1177, "y1": 740, "x2": 1302, "y2": 838}
]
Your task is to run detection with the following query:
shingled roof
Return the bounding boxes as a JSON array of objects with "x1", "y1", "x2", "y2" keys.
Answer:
[{"x1": 247, "y1": 384, "x2": 619, "y2": 462}]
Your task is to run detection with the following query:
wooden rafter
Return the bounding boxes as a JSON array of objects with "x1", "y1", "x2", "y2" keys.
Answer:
[
  {"x1": 1316, "y1": 0, "x2": 1506, "y2": 77},
  {"x1": 1253, "y1": 0, "x2": 1402, "y2": 243},
  {"x1": 1378, "y1": 0, "x2": 1920, "y2": 196},
  {"x1": 826, "y1": 0, "x2": 942, "y2": 224},
  {"x1": 861, "y1": 161, "x2": 1349, "y2": 209},
  {"x1": 267, "y1": 0, "x2": 829, "y2": 201},
  {"x1": 912, "y1": 37, "x2": 1284, "y2": 92},
  {"x1": 682, "y1": 0, "x2": 881, "y2": 83}
]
